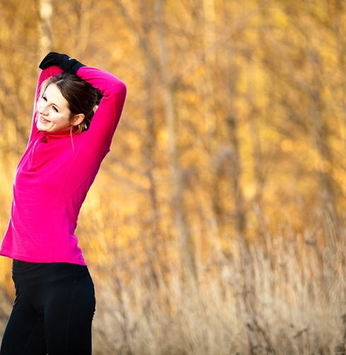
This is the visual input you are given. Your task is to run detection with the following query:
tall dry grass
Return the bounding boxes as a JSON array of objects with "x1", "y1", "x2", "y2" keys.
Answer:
[{"x1": 87, "y1": 223, "x2": 345, "y2": 354}]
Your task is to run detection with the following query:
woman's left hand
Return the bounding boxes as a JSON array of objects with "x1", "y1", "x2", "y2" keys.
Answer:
[{"x1": 39, "y1": 52, "x2": 85, "y2": 75}]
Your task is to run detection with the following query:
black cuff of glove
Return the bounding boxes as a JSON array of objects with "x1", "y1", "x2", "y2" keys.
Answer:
[{"x1": 39, "y1": 52, "x2": 85, "y2": 75}]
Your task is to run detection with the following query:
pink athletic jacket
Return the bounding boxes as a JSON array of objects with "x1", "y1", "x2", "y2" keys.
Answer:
[{"x1": 0, "y1": 65, "x2": 126, "y2": 265}]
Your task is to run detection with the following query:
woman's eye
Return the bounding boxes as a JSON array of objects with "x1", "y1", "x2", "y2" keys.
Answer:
[
  {"x1": 52, "y1": 106, "x2": 59, "y2": 112},
  {"x1": 42, "y1": 96, "x2": 47, "y2": 101}
]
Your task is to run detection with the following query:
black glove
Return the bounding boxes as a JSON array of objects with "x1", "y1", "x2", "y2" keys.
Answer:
[{"x1": 39, "y1": 52, "x2": 85, "y2": 74}]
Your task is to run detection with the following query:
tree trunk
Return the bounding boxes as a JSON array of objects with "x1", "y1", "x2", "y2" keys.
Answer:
[
  {"x1": 38, "y1": 0, "x2": 53, "y2": 56},
  {"x1": 154, "y1": 0, "x2": 197, "y2": 282}
]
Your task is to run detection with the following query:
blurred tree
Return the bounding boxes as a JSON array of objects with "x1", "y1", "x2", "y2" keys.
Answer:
[
  {"x1": 154, "y1": 0, "x2": 197, "y2": 281},
  {"x1": 39, "y1": 0, "x2": 53, "y2": 56}
]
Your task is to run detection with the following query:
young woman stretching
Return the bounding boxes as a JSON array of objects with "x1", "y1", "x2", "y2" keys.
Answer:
[{"x1": 0, "y1": 52, "x2": 127, "y2": 354}]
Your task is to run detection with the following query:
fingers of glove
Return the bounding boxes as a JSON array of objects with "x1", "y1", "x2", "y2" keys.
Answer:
[{"x1": 39, "y1": 52, "x2": 72, "y2": 70}]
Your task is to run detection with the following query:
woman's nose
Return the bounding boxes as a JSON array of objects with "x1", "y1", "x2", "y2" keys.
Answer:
[{"x1": 38, "y1": 102, "x2": 48, "y2": 115}]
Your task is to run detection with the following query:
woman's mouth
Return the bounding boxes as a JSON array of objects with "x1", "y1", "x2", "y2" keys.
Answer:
[{"x1": 39, "y1": 116, "x2": 51, "y2": 124}]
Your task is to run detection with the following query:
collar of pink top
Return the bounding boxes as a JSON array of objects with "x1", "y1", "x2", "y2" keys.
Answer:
[{"x1": 38, "y1": 129, "x2": 80, "y2": 143}]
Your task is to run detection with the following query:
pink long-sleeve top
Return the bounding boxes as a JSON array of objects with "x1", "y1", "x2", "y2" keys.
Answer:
[{"x1": 0, "y1": 65, "x2": 126, "y2": 265}]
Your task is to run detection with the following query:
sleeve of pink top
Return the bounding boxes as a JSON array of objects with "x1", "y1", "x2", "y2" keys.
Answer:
[
  {"x1": 75, "y1": 66, "x2": 127, "y2": 155},
  {"x1": 28, "y1": 66, "x2": 64, "y2": 144}
]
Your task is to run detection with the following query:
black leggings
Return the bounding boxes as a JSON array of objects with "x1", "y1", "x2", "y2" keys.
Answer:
[{"x1": 0, "y1": 260, "x2": 96, "y2": 355}]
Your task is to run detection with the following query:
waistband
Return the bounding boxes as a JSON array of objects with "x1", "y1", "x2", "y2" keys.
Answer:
[
  {"x1": 12, "y1": 259, "x2": 90, "y2": 285},
  {"x1": 13, "y1": 259, "x2": 37, "y2": 268}
]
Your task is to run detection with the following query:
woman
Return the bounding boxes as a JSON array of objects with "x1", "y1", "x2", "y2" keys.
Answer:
[{"x1": 0, "y1": 52, "x2": 127, "y2": 354}]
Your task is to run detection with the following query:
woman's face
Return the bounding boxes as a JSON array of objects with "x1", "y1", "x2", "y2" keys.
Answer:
[{"x1": 36, "y1": 83, "x2": 73, "y2": 132}]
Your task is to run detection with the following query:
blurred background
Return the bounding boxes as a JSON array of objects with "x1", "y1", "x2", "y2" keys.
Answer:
[{"x1": 0, "y1": 0, "x2": 345, "y2": 354}]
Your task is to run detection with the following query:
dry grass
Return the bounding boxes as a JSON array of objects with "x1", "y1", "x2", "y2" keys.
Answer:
[
  {"x1": 0, "y1": 232, "x2": 344, "y2": 354},
  {"x1": 87, "y1": 228, "x2": 345, "y2": 354},
  {"x1": 0, "y1": 220, "x2": 344, "y2": 354}
]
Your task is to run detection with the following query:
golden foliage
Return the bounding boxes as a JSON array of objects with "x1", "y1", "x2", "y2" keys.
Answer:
[{"x1": 0, "y1": 0, "x2": 346, "y2": 353}]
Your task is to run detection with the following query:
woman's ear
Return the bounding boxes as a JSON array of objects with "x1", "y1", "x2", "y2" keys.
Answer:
[{"x1": 72, "y1": 114, "x2": 85, "y2": 127}]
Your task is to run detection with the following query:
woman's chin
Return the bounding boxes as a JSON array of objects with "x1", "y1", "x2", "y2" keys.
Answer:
[{"x1": 36, "y1": 123, "x2": 50, "y2": 132}]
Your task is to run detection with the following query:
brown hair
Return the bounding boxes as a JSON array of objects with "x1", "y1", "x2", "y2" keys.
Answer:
[{"x1": 45, "y1": 73, "x2": 102, "y2": 133}]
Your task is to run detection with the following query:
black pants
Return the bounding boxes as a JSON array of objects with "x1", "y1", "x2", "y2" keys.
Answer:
[{"x1": 0, "y1": 260, "x2": 96, "y2": 355}]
